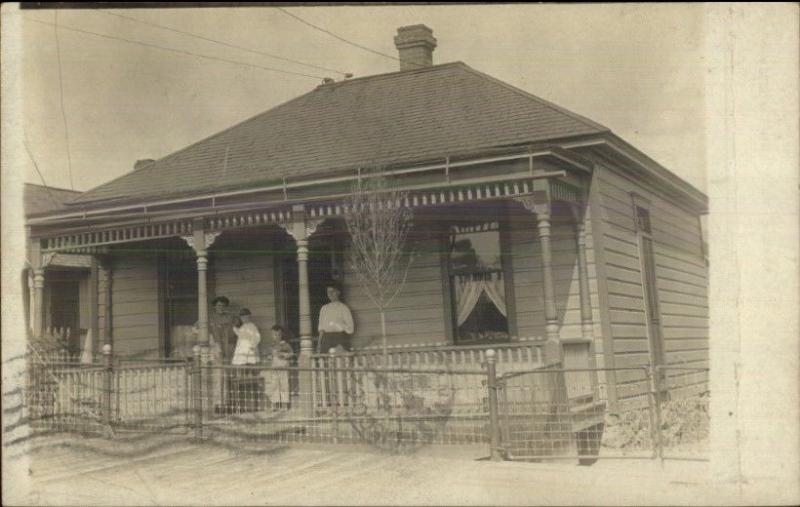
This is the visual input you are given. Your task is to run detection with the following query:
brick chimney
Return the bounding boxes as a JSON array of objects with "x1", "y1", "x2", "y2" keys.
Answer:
[{"x1": 394, "y1": 25, "x2": 437, "y2": 71}]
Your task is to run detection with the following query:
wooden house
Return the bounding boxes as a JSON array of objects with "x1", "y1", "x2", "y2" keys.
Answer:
[
  {"x1": 24, "y1": 183, "x2": 95, "y2": 356},
  {"x1": 25, "y1": 25, "x2": 708, "y2": 411}
]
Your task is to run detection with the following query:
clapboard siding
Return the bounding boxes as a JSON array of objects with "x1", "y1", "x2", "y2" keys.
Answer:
[
  {"x1": 110, "y1": 253, "x2": 159, "y2": 357},
  {"x1": 213, "y1": 249, "x2": 275, "y2": 340},
  {"x1": 593, "y1": 164, "x2": 708, "y2": 407},
  {"x1": 511, "y1": 212, "x2": 599, "y2": 341},
  {"x1": 344, "y1": 235, "x2": 447, "y2": 348}
]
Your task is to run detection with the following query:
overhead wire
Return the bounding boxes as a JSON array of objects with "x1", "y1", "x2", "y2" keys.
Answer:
[
  {"x1": 98, "y1": 9, "x2": 348, "y2": 76},
  {"x1": 23, "y1": 135, "x2": 60, "y2": 208},
  {"x1": 277, "y1": 7, "x2": 403, "y2": 65},
  {"x1": 25, "y1": 16, "x2": 326, "y2": 80},
  {"x1": 54, "y1": 11, "x2": 75, "y2": 191}
]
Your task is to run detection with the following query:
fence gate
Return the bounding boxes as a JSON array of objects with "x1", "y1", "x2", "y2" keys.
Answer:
[{"x1": 496, "y1": 367, "x2": 606, "y2": 463}]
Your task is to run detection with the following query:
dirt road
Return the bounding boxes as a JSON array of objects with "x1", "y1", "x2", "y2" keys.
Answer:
[{"x1": 5, "y1": 435, "x2": 747, "y2": 505}]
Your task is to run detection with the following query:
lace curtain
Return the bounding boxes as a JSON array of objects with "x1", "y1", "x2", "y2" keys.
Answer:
[{"x1": 454, "y1": 272, "x2": 507, "y2": 326}]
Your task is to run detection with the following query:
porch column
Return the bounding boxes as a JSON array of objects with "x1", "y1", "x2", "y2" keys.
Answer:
[
  {"x1": 281, "y1": 205, "x2": 322, "y2": 415},
  {"x1": 536, "y1": 206, "x2": 559, "y2": 341},
  {"x1": 29, "y1": 245, "x2": 54, "y2": 338},
  {"x1": 573, "y1": 204, "x2": 595, "y2": 340},
  {"x1": 182, "y1": 222, "x2": 220, "y2": 347},
  {"x1": 98, "y1": 255, "x2": 114, "y2": 347},
  {"x1": 31, "y1": 268, "x2": 45, "y2": 338},
  {"x1": 515, "y1": 183, "x2": 562, "y2": 363},
  {"x1": 27, "y1": 270, "x2": 35, "y2": 333},
  {"x1": 297, "y1": 238, "x2": 312, "y2": 345}
]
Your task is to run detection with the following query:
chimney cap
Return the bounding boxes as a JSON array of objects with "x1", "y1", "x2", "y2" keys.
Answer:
[
  {"x1": 394, "y1": 24, "x2": 437, "y2": 50},
  {"x1": 394, "y1": 24, "x2": 437, "y2": 71}
]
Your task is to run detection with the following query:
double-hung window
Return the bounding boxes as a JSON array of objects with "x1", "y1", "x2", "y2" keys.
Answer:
[{"x1": 447, "y1": 220, "x2": 511, "y2": 344}]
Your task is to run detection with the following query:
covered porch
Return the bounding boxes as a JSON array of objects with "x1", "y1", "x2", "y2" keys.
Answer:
[{"x1": 28, "y1": 148, "x2": 602, "y2": 406}]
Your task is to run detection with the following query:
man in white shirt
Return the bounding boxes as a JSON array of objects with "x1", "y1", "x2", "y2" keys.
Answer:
[{"x1": 317, "y1": 284, "x2": 354, "y2": 353}]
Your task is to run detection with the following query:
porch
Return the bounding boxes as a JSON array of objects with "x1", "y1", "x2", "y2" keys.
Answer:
[{"x1": 27, "y1": 151, "x2": 605, "y2": 442}]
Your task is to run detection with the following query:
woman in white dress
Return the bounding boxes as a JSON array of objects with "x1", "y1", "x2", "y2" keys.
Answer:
[
  {"x1": 231, "y1": 308, "x2": 261, "y2": 412},
  {"x1": 231, "y1": 309, "x2": 261, "y2": 366}
]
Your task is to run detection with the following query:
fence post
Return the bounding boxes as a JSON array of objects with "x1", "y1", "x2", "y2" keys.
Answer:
[
  {"x1": 102, "y1": 344, "x2": 113, "y2": 428},
  {"x1": 486, "y1": 349, "x2": 503, "y2": 461},
  {"x1": 649, "y1": 364, "x2": 664, "y2": 462},
  {"x1": 193, "y1": 345, "x2": 203, "y2": 441},
  {"x1": 329, "y1": 348, "x2": 339, "y2": 443},
  {"x1": 299, "y1": 338, "x2": 314, "y2": 417}
]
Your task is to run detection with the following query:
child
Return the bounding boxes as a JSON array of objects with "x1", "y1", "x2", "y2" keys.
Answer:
[
  {"x1": 229, "y1": 309, "x2": 261, "y2": 413},
  {"x1": 231, "y1": 309, "x2": 261, "y2": 366},
  {"x1": 261, "y1": 325, "x2": 293, "y2": 409}
]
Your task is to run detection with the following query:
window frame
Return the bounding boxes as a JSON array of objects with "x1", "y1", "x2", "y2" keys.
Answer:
[
  {"x1": 441, "y1": 204, "x2": 517, "y2": 345},
  {"x1": 631, "y1": 194, "x2": 667, "y2": 382}
]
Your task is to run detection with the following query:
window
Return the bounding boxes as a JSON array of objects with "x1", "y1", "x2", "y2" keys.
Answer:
[
  {"x1": 632, "y1": 199, "x2": 667, "y2": 390},
  {"x1": 161, "y1": 249, "x2": 199, "y2": 357},
  {"x1": 448, "y1": 221, "x2": 510, "y2": 344}
]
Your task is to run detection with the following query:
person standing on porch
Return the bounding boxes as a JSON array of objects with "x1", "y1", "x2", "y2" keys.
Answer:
[
  {"x1": 231, "y1": 308, "x2": 262, "y2": 413},
  {"x1": 208, "y1": 296, "x2": 236, "y2": 363},
  {"x1": 317, "y1": 284, "x2": 354, "y2": 353},
  {"x1": 261, "y1": 325, "x2": 293, "y2": 409},
  {"x1": 231, "y1": 308, "x2": 261, "y2": 366},
  {"x1": 196, "y1": 295, "x2": 235, "y2": 414}
]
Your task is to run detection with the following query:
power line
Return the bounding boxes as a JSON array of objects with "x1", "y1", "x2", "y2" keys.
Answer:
[
  {"x1": 23, "y1": 135, "x2": 60, "y2": 209},
  {"x1": 54, "y1": 11, "x2": 75, "y2": 191},
  {"x1": 277, "y1": 7, "x2": 402, "y2": 64},
  {"x1": 25, "y1": 16, "x2": 326, "y2": 80},
  {"x1": 99, "y1": 10, "x2": 348, "y2": 76}
]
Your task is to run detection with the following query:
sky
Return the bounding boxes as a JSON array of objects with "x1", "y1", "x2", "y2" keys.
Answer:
[{"x1": 18, "y1": 4, "x2": 707, "y2": 194}]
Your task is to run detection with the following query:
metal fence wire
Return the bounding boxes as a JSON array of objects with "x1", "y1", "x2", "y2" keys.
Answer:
[
  {"x1": 20, "y1": 346, "x2": 709, "y2": 463},
  {"x1": 654, "y1": 365, "x2": 710, "y2": 462},
  {"x1": 195, "y1": 362, "x2": 490, "y2": 451},
  {"x1": 25, "y1": 353, "x2": 108, "y2": 435}
]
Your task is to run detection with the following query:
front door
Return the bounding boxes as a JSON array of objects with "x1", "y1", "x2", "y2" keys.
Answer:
[{"x1": 48, "y1": 279, "x2": 81, "y2": 353}]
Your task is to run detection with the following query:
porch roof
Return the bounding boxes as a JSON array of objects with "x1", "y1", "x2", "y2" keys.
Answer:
[
  {"x1": 66, "y1": 62, "x2": 608, "y2": 209},
  {"x1": 25, "y1": 183, "x2": 82, "y2": 216}
]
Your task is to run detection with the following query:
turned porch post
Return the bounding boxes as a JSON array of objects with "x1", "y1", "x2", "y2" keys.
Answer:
[
  {"x1": 536, "y1": 204, "x2": 560, "y2": 342},
  {"x1": 27, "y1": 270, "x2": 35, "y2": 333},
  {"x1": 573, "y1": 203, "x2": 595, "y2": 341},
  {"x1": 28, "y1": 241, "x2": 48, "y2": 338},
  {"x1": 281, "y1": 205, "x2": 322, "y2": 415},
  {"x1": 515, "y1": 181, "x2": 562, "y2": 363},
  {"x1": 97, "y1": 254, "x2": 114, "y2": 347},
  {"x1": 182, "y1": 223, "x2": 220, "y2": 415},
  {"x1": 182, "y1": 221, "x2": 220, "y2": 348},
  {"x1": 31, "y1": 268, "x2": 45, "y2": 338}
]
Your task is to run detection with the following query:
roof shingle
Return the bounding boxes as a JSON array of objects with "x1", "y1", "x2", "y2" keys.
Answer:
[
  {"x1": 71, "y1": 62, "x2": 608, "y2": 206},
  {"x1": 25, "y1": 184, "x2": 82, "y2": 216}
]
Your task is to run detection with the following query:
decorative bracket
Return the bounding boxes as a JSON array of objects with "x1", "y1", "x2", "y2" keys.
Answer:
[
  {"x1": 181, "y1": 232, "x2": 221, "y2": 253},
  {"x1": 278, "y1": 217, "x2": 325, "y2": 241},
  {"x1": 513, "y1": 191, "x2": 551, "y2": 217},
  {"x1": 41, "y1": 252, "x2": 57, "y2": 268}
]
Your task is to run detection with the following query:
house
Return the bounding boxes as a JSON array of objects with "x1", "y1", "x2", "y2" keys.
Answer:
[
  {"x1": 25, "y1": 25, "x2": 708, "y2": 412},
  {"x1": 24, "y1": 183, "x2": 96, "y2": 357}
]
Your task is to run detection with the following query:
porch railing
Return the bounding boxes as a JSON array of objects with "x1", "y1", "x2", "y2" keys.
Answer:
[
  {"x1": 309, "y1": 340, "x2": 559, "y2": 413},
  {"x1": 311, "y1": 339, "x2": 553, "y2": 370},
  {"x1": 18, "y1": 344, "x2": 709, "y2": 463}
]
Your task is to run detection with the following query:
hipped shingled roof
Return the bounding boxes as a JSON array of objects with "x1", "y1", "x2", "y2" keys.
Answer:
[
  {"x1": 70, "y1": 62, "x2": 608, "y2": 207},
  {"x1": 25, "y1": 183, "x2": 82, "y2": 216}
]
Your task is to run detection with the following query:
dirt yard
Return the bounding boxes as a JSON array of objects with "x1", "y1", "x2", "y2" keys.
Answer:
[{"x1": 3, "y1": 433, "x2": 749, "y2": 506}]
